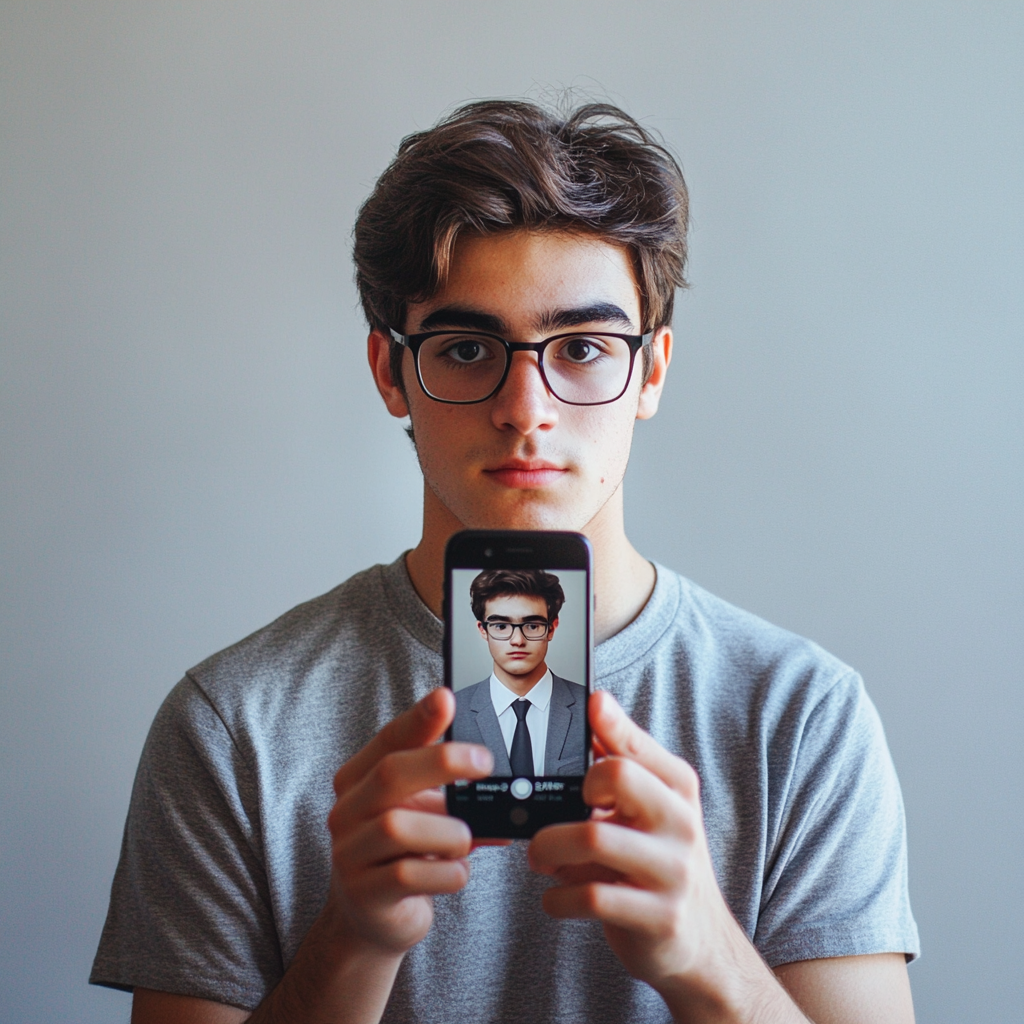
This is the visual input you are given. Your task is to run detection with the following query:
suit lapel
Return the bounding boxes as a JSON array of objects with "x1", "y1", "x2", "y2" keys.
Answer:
[
  {"x1": 544, "y1": 673, "x2": 577, "y2": 773},
  {"x1": 469, "y1": 680, "x2": 512, "y2": 776}
]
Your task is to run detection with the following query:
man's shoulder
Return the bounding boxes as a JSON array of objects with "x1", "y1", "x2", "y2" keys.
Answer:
[
  {"x1": 608, "y1": 565, "x2": 859, "y2": 718},
  {"x1": 453, "y1": 678, "x2": 489, "y2": 705},
  {"x1": 179, "y1": 557, "x2": 440, "y2": 733},
  {"x1": 550, "y1": 673, "x2": 586, "y2": 700},
  {"x1": 190, "y1": 564, "x2": 386, "y2": 680}
]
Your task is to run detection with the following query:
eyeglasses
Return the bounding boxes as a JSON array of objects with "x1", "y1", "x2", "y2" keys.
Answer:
[
  {"x1": 388, "y1": 328, "x2": 654, "y2": 406},
  {"x1": 481, "y1": 619, "x2": 552, "y2": 641}
]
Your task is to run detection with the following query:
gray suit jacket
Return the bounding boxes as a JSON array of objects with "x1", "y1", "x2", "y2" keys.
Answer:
[{"x1": 451, "y1": 673, "x2": 587, "y2": 776}]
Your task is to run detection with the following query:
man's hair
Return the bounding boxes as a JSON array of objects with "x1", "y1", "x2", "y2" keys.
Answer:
[
  {"x1": 470, "y1": 568, "x2": 566, "y2": 624},
  {"x1": 353, "y1": 98, "x2": 689, "y2": 391}
]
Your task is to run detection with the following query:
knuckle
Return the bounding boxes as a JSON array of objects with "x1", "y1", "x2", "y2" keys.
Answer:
[
  {"x1": 597, "y1": 755, "x2": 634, "y2": 792},
  {"x1": 377, "y1": 808, "x2": 407, "y2": 844},
  {"x1": 668, "y1": 851, "x2": 690, "y2": 887},
  {"x1": 650, "y1": 904, "x2": 678, "y2": 941},
  {"x1": 580, "y1": 883, "x2": 606, "y2": 916},
  {"x1": 327, "y1": 804, "x2": 342, "y2": 835},
  {"x1": 678, "y1": 760, "x2": 700, "y2": 795},
  {"x1": 436, "y1": 743, "x2": 462, "y2": 774},
  {"x1": 391, "y1": 858, "x2": 419, "y2": 890},
  {"x1": 373, "y1": 753, "x2": 403, "y2": 791},
  {"x1": 580, "y1": 821, "x2": 605, "y2": 855},
  {"x1": 671, "y1": 797, "x2": 699, "y2": 843}
]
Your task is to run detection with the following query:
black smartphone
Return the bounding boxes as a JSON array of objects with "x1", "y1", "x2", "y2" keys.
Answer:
[{"x1": 444, "y1": 529, "x2": 592, "y2": 839}]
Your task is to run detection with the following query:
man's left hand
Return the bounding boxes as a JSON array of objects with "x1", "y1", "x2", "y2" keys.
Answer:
[{"x1": 528, "y1": 690, "x2": 802, "y2": 1023}]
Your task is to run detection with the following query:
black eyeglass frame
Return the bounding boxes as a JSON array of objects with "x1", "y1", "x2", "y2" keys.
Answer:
[
  {"x1": 479, "y1": 619, "x2": 553, "y2": 641},
  {"x1": 387, "y1": 327, "x2": 655, "y2": 406}
]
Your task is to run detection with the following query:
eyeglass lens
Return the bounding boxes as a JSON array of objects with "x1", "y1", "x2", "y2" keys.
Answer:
[{"x1": 418, "y1": 333, "x2": 634, "y2": 404}]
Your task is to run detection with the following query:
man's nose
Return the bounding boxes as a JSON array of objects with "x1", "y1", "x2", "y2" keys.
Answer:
[{"x1": 490, "y1": 351, "x2": 560, "y2": 434}]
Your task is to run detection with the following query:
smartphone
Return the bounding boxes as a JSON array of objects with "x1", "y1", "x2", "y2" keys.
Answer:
[{"x1": 444, "y1": 529, "x2": 592, "y2": 838}]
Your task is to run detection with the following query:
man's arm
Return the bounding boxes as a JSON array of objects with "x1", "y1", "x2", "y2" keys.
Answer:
[
  {"x1": 529, "y1": 691, "x2": 915, "y2": 1024},
  {"x1": 774, "y1": 954, "x2": 914, "y2": 1024},
  {"x1": 131, "y1": 688, "x2": 494, "y2": 1024}
]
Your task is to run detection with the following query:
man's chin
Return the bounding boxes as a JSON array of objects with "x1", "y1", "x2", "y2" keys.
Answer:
[
  {"x1": 499, "y1": 665, "x2": 540, "y2": 677},
  {"x1": 466, "y1": 496, "x2": 588, "y2": 533}
]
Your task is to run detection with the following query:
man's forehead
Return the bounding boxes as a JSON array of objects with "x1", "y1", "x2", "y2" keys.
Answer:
[
  {"x1": 484, "y1": 593, "x2": 549, "y2": 615},
  {"x1": 407, "y1": 229, "x2": 642, "y2": 333}
]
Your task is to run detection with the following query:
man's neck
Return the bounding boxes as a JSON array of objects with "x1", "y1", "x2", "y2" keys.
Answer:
[
  {"x1": 404, "y1": 483, "x2": 655, "y2": 645},
  {"x1": 493, "y1": 662, "x2": 547, "y2": 698}
]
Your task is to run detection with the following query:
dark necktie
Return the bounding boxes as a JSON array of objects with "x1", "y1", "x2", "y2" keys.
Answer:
[{"x1": 509, "y1": 699, "x2": 534, "y2": 777}]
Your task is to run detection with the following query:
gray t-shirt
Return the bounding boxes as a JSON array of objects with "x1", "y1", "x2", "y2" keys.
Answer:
[{"x1": 91, "y1": 556, "x2": 919, "y2": 1020}]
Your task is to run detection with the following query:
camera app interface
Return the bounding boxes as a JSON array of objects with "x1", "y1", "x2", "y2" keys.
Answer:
[{"x1": 449, "y1": 567, "x2": 588, "y2": 816}]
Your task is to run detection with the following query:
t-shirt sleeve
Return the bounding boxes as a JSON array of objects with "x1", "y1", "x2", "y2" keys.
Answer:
[
  {"x1": 754, "y1": 672, "x2": 920, "y2": 967},
  {"x1": 90, "y1": 676, "x2": 282, "y2": 1010}
]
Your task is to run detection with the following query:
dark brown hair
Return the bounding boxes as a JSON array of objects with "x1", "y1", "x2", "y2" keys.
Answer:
[
  {"x1": 353, "y1": 98, "x2": 689, "y2": 388},
  {"x1": 470, "y1": 569, "x2": 565, "y2": 623}
]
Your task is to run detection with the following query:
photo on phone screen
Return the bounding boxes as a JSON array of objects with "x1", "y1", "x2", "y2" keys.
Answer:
[{"x1": 445, "y1": 531, "x2": 591, "y2": 838}]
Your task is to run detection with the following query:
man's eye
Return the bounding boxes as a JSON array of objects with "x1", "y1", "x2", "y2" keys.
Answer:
[
  {"x1": 442, "y1": 339, "x2": 493, "y2": 364},
  {"x1": 557, "y1": 337, "x2": 604, "y2": 363}
]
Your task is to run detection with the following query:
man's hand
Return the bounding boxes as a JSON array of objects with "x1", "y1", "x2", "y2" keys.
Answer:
[
  {"x1": 133, "y1": 688, "x2": 494, "y2": 1024},
  {"x1": 528, "y1": 691, "x2": 805, "y2": 1023},
  {"x1": 323, "y1": 686, "x2": 494, "y2": 957}
]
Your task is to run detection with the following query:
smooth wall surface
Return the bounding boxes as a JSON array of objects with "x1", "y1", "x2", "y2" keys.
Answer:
[{"x1": 1, "y1": 3, "x2": 1021, "y2": 1021}]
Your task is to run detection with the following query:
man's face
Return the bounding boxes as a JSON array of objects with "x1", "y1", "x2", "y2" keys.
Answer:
[
  {"x1": 477, "y1": 594, "x2": 557, "y2": 678},
  {"x1": 384, "y1": 230, "x2": 667, "y2": 532}
]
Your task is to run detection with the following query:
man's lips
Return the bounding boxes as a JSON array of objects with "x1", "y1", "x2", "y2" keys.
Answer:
[{"x1": 483, "y1": 461, "x2": 567, "y2": 489}]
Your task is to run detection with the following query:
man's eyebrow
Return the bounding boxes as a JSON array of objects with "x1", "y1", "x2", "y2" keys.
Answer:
[
  {"x1": 484, "y1": 615, "x2": 548, "y2": 622},
  {"x1": 417, "y1": 306, "x2": 507, "y2": 333},
  {"x1": 538, "y1": 302, "x2": 635, "y2": 332}
]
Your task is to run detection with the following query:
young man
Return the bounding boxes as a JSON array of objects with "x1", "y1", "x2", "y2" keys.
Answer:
[
  {"x1": 92, "y1": 101, "x2": 919, "y2": 1023},
  {"x1": 452, "y1": 568, "x2": 586, "y2": 777}
]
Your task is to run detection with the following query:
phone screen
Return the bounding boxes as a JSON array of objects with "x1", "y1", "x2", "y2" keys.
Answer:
[{"x1": 445, "y1": 532, "x2": 591, "y2": 838}]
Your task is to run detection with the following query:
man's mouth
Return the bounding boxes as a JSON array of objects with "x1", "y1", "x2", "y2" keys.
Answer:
[{"x1": 483, "y1": 459, "x2": 567, "y2": 489}]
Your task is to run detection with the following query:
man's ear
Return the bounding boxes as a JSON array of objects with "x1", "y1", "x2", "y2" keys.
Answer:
[
  {"x1": 477, "y1": 621, "x2": 489, "y2": 640},
  {"x1": 547, "y1": 616, "x2": 559, "y2": 639},
  {"x1": 636, "y1": 326, "x2": 673, "y2": 421},
  {"x1": 367, "y1": 329, "x2": 411, "y2": 419}
]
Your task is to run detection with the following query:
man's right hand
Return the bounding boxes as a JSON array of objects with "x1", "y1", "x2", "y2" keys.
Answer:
[
  {"x1": 132, "y1": 687, "x2": 494, "y2": 1024},
  {"x1": 323, "y1": 685, "x2": 494, "y2": 955}
]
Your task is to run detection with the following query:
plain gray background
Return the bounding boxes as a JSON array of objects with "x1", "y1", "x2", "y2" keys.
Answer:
[
  {"x1": 1, "y1": 2, "x2": 1020, "y2": 1021},
  {"x1": 450, "y1": 568, "x2": 587, "y2": 690}
]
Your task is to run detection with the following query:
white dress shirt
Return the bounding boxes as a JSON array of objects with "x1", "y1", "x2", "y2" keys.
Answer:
[{"x1": 488, "y1": 669, "x2": 552, "y2": 777}]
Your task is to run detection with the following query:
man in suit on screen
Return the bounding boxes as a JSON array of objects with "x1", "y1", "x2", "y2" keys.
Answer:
[{"x1": 452, "y1": 568, "x2": 585, "y2": 777}]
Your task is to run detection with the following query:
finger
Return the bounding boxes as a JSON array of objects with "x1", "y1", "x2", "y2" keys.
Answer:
[
  {"x1": 540, "y1": 862, "x2": 624, "y2": 886},
  {"x1": 354, "y1": 856, "x2": 472, "y2": 901},
  {"x1": 589, "y1": 691, "x2": 699, "y2": 799},
  {"x1": 336, "y1": 742, "x2": 492, "y2": 825},
  {"x1": 401, "y1": 788, "x2": 446, "y2": 814},
  {"x1": 529, "y1": 820, "x2": 682, "y2": 890},
  {"x1": 334, "y1": 688, "x2": 456, "y2": 795},
  {"x1": 542, "y1": 880, "x2": 675, "y2": 933},
  {"x1": 583, "y1": 756, "x2": 696, "y2": 839},
  {"x1": 337, "y1": 808, "x2": 473, "y2": 871}
]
